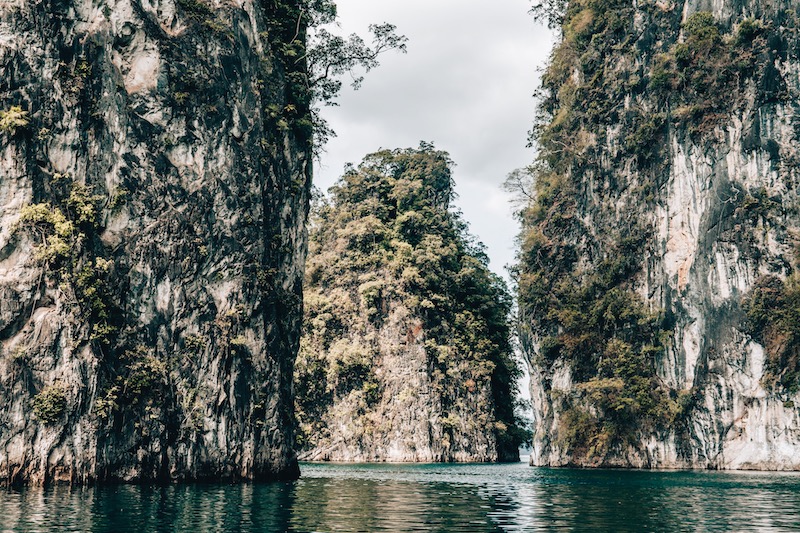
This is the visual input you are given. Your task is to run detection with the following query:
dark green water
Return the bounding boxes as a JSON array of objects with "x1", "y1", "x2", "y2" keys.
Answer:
[{"x1": 3, "y1": 460, "x2": 800, "y2": 532}]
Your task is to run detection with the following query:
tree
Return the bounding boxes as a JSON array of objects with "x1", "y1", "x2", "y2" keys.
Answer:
[
  {"x1": 502, "y1": 165, "x2": 537, "y2": 215},
  {"x1": 529, "y1": 0, "x2": 568, "y2": 30},
  {"x1": 300, "y1": 2, "x2": 408, "y2": 150},
  {"x1": 308, "y1": 23, "x2": 408, "y2": 105}
]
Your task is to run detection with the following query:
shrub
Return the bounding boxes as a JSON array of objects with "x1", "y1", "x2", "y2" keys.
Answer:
[
  {"x1": 31, "y1": 385, "x2": 68, "y2": 424},
  {"x1": 0, "y1": 106, "x2": 29, "y2": 133},
  {"x1": 16, "y1": 204, "x2": 74, "y2": 265},
  {"x1": 736, "y1": 18, "x2": 764, "y2": 45},
  {"x1": 124, "y1": 353, "x2": 168, "y2": 400},
  {"x1": 95, "y1": 386, "x2": 120, "y2": 420},
  {"x1": 683, "y1": 12, "x2": 721, "y2": 46}
]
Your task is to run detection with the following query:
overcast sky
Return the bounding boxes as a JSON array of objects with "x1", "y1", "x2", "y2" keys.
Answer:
[{"x1": 314, "y1": 0, "x2": 555, "y2": 282}]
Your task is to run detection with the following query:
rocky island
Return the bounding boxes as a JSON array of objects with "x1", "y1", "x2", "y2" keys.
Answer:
[
  {"x1": 0, "y1": 0, "x2": 311, "y2": 484},
  {"x1": 296, "y1": 145, "x2": 527, "y2": 462},
  {"x1": 519, "y1": 0, "x2": 800, "y2": 469}
]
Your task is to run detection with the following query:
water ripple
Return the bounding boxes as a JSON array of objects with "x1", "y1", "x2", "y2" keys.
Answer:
[{"x1": 2, "y1": 462, "x2": 800, "y2": 532}]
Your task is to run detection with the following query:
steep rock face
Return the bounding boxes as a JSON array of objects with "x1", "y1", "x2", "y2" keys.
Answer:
[
  {"x1": 0, "y1": 0, "x2": 311, "y2": 484},
  {"x1": 296, "y1": 147, "x2": 524, "y2": 462},
  {"x1": 520, "y1": 0, "x2": 800, "y2": 468}
]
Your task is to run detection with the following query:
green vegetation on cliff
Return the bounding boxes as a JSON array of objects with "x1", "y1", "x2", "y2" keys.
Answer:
[
  {"x1": 296, "y1": 145, "x2": 528, "y2": 461},
  {"x1": 0, "y1": 0, "x2": 329, "y2": 484},
  {"x1": 744, "y1": 274, "x2": 800, "y2": 393},
  {"x1": 516, "y1": 0, "x2": 677, "y2": 463},
  {"x1": 515, "y1": 2, "x2": 800, "y2": 464}
]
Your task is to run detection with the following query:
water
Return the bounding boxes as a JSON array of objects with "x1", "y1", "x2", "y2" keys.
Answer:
[{"x1": 3, "y1": 460, "x2": 800, "y2": 532}]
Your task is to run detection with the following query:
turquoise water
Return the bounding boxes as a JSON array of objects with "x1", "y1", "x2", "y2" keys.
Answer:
[{"x1": 3, "y1": 460, "x2": 800, "y2": 532}]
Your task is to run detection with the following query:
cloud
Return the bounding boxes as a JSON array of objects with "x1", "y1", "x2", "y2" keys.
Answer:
[{"x1": 315, "y1": 0, "x2": 555, "y2": 278}]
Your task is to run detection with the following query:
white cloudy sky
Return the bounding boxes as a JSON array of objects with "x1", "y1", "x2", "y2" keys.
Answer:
[{"x1": 313, "y1": 0, "x2": 556, "y2": 281}]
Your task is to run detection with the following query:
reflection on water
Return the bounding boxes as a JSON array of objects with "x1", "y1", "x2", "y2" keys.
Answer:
[{"x1": 3, "y1": 461, "x2": 800, "y2": 532}]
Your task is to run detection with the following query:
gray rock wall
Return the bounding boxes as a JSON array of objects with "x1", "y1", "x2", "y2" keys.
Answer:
[
  {"x1": 524, "y1": 0, "x2": 800, "y2": 469},
  {"x1": 299, "y1": 303, "x2": 500, "y2": 463},
  {"x1": 0, "y1": 0, "x2": 310, "y2": 484}
]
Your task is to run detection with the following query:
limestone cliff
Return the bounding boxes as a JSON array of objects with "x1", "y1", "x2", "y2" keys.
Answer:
[
  {"x1": 0, "y1": 0, "x2": 311, "y2": 484},
  {"x1": 519, "y1": 0, "x2": 800, "y2": 468},
  {"x1": 296, "y1": 146, "x2": 526, "y2": 462}
]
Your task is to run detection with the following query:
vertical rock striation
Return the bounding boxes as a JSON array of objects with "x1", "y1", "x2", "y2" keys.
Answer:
[
  {"x1": 0, "y1": 0, "x2": 311, "y2": 484},
  {"x1": 520, "y1": 0, "x2": 800, "y2": 468}
]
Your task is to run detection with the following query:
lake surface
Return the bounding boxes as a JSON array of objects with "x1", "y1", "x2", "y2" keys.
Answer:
[{"x1": 3, "y1": 460, "x2": 800, "y2": 532}]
